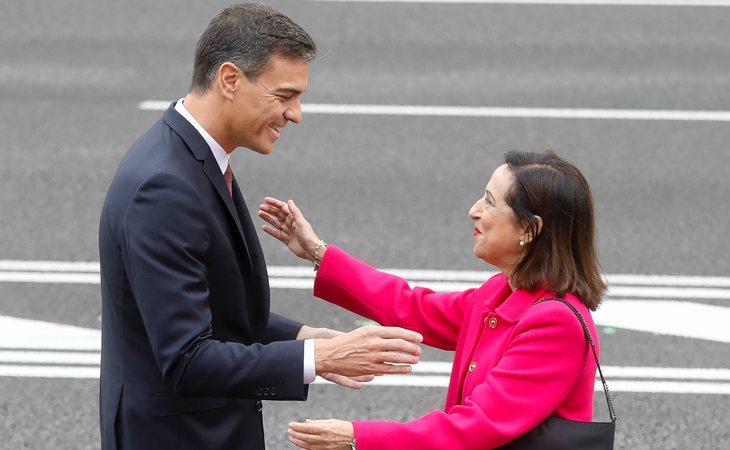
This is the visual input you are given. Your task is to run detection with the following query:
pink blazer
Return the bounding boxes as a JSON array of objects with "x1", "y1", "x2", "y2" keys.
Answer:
[{"x1": 313, "y1": 246, "x2": 600, "y2": 450}]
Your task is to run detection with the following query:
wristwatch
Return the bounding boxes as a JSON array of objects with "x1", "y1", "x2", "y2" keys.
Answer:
[{"x1": 349, "y1": 438, "x2": 357, "y2": 449}]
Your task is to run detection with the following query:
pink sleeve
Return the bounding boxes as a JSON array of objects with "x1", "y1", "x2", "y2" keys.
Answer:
[
  {"x1": 313, "y1": 246, "x2": 476, "y2": 350},
  {"x1": 352, "y1": 303, "x2": 591, "y2": 450}
]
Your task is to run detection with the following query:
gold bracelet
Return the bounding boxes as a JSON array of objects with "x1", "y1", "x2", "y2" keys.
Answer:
[{"x1": 312, "y1": 239, "x2": 328, "y2": 271}]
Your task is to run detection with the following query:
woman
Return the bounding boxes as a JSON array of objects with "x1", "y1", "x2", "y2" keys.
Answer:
[{"x1": 258, "y1": 151, "x2": 607, "y2": 450}]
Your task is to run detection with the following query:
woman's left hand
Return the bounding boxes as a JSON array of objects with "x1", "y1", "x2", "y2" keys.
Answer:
[
  {"x1": 259, "y1": 197, "x2": 321, "y2": 262},
  {"x1": 288, "y1": 419, "x2": 355, "y2": 450}
]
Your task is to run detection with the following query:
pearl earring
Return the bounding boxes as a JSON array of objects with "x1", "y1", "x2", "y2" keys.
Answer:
[{"x1": 519, "y1": 240, "x2": 525, "y2": 247}]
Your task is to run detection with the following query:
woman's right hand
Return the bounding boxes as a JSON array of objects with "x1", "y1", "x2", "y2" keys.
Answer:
[{"x1": 259, "y1": 197, "x2": 321, "y2": 262}]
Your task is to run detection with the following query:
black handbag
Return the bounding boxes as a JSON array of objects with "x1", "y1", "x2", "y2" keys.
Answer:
[{"x1": 497, "y1": 298, "x2": 617, "y2": 450}]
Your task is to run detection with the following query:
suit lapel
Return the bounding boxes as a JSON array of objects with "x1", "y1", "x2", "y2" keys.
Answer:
[
  {"x1": 232, "y1": 179, "x2": 271, "y2": 330},
  {"x1": 161, "y1": 104, "x2": 254, "y2": 272},
  {"x1": 162, "y1": 104, "x2": 269, "y2": 332}
]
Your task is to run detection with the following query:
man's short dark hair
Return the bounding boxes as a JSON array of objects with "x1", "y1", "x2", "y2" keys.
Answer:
[{"x1": 190, "y1": 3, "x2": 316, "y2": 94}]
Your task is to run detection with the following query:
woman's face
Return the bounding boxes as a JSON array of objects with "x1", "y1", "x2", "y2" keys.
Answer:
[{"x1": 468, "y1": 164, "x2": 526, "y2": 273}]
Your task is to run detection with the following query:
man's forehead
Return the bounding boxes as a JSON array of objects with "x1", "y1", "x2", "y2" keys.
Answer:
[{"x1": 258, "y1": 56, "x2": 309, "y2": 91}]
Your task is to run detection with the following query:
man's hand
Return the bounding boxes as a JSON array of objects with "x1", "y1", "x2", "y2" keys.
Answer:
[
  {"x1": 315, "y1": 326, "x2": 423, "y2": 378},
  {"x1": 297, "y1": 326, "x2": 375, "y2": 389}
]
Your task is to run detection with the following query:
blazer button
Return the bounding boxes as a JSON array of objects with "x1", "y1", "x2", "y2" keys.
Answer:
[
  {"x1": 488, "y1": 317, "x2": 498, "y2": 328},
  {"x1": 256, "y1": 388, "x2": 263, "y2": 396},
  {"x1": 270, "y1": 387, "x2": 278, "y2": 396},
  {"x1": 469, "y1": 362, "x2": 477, "y2": 372}
]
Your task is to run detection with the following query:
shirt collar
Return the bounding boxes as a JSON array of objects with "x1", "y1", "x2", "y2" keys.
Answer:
[{"x1": 174, "y1": 98, "x2": 229, "y2": 175}]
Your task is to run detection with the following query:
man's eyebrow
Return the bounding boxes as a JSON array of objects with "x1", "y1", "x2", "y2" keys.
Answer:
[
  {"x1": 274, "y1": 87, "x2": 303, "y2": 95},
  {"x1": 485, "y1": 190, "x2": 494, "y2": 202}
]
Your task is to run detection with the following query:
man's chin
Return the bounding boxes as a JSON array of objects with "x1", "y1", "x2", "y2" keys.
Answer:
[{"x1": 242, "y1": 143, "x2": 274, "y2": 155}]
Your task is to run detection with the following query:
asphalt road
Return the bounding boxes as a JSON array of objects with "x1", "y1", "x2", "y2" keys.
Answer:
[{"x1": 1, "y1": 1, "x2": 729, "y2": 449}]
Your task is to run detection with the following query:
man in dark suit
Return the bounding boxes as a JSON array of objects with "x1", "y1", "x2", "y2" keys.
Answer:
[{"x1": 98, "y1": 4, "x2": 422, "y2": 449}]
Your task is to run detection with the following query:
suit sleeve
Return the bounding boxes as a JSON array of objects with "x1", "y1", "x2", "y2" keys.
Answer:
[
  {"x1": 351, "y1": 303, "x2": 590, "y2": 450},
  {"x1": 121, "y1": 172, "x2": 306, "y2": 400},
  {"x1": 313, "y1": 246, "x2": 476, "y2": 351},
  {"x1": 259, "y1": 312, "x2": 303, "y2": 343}
]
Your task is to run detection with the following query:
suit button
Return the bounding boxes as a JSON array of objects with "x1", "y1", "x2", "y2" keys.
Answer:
[
  {"x1": 270, "y1": 387, "x2": 278, "y2": 396},
  {"x1": 469, "y1": 362, "x2": 477, "y2": 372},
  {"x1": 488, "y1": 317, "x2": 498, "y2": 328},
  {"x1": 256, "y1": 388, "x2": 263, "y2": 396}
]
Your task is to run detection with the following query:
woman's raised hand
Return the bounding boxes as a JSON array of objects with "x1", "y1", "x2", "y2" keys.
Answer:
[{"x1": 259, "y1": 197, "x2": 320, "y2": 262}]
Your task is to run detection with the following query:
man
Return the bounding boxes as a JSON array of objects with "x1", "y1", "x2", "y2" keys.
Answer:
[{"x1": 98, "y1": 4, "x2": 422, "y2": 449}]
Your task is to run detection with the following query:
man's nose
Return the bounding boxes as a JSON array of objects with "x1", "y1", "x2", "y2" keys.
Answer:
[{"x1": 284, "y1": 99, "x2": 302, "y2": 123}]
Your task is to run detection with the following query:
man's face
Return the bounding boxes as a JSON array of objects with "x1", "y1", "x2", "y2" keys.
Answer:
[{"x1": 229, "y1": 55, "x2": 309, "y2": 154}]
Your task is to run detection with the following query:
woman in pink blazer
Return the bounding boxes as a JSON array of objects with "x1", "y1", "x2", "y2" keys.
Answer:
[{"x1": 259, "y1": 151, "x2": 607, "y2": 450}]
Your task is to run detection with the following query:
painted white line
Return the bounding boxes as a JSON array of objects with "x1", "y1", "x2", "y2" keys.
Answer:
[
  {"x1": 0, "y1": 365, "x2": 100, "y2": 379},
  {"x1": 605, "y1": 366, "x2": 730, "y2": 381},
  {"x1": 603, "y1": 274, "x2": 730, "y2": 288},
  {"x1": 0, "y1": 351, "x2": 100, "y2": 365},
  {"x1": 606, "y1": 286, "x2": 730, "y2": 300},
  {"x1": 138, "y1": 101, "x2": 730, "y2": 122},
  {"x1": 413, "y1": 362, "x2": 730, "y2": 381},
  {"x1": 0, "y1": 260, "x2": 99, "y2": 272},
  {"x1": 605, "y1": 380, "x2": 730, "y2": 395},
  {"x1": 0, "y1": 316, "x2": 101, "y2": 351},
  {"x1": 2, "y1": 365, "x2": 727, "y2": 393},
  {"x1": 313, "y1": 375, "x2": 730, "y2": 394},
  {"x1": 3, "y1": 270, "x2": 730, "y2": 300},
  {"x1": 593, "y1": 300, "x2": 730, "y2": 343},
  {"x1": 309, "y1": 0, "x2": 730, "y2": 5},
  {"x1": 3, "y1": 260, "x2": 730, "y2": 288},
  {"x1": 0, "y1": 272, "x2": 101, "y2": 284}
]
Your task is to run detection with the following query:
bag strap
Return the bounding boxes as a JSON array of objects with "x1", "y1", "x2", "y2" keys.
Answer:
[{"x1": 534, "y1": 297, "x2": 617, "y2": 423}]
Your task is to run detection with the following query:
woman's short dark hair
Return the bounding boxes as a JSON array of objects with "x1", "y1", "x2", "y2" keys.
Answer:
[
  {"x1": 504, "y1": 151, "x2": 606, "y2": 310},
  {"x1": 190, "y1": 3, "x2": 316, "y2": 94}
]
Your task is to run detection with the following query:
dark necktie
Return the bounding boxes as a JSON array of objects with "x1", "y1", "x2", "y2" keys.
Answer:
[{"x1": 224, "y1": 164, "x2": 233, "y2": 196}]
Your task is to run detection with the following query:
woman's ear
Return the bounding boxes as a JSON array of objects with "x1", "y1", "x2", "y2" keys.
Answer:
[{"x1": 523, "y1": 215, "x2": 543, "y2": 244}]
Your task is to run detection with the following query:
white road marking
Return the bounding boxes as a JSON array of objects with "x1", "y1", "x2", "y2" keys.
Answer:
[
  {"x1": 413, "y1": 361, "x2": 730, "y2": 380},
  {"x1": 0, "y1": 315, "x2": 728, "y2": 394},
  {"x1": 2, "y1": 260, "x2": 730, "y2": 341},
  {"x1": 5, "y1": 260, "x2": 730, "y2": 287},
  {"x1": 308, "y1": 0, "x2": 730, "y2": 6},
  {"x1": 593, "y1": 300, "x2": 730, "y2": 343},
  {"x1": 138, "y1": 101, "x2": 730, "y2": 122},
  {"x1": 0, "y1": 315, "x2": 101, "y2": 351}
]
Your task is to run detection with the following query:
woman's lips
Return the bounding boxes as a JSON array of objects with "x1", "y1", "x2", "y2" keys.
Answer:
[{"x1": 474, "y1": 227, "x2": 482, "y2": 236}]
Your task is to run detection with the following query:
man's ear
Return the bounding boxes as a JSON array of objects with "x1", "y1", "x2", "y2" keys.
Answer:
[
  {"x1": 523, "y1": 215, "x2": 543, "y2": 244},
  {"x1": 217, "y1": 62, "x2": 241, "y2": 101}
]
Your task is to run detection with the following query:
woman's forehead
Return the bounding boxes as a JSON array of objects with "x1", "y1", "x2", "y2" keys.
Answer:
[{"x1": 486, "y1": 164, "x2": 514, "y2": 195}]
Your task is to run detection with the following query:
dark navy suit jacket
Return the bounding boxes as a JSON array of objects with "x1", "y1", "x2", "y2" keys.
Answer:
[{"x1": 98, "y1": 104, "x2": 308, "y2": 449}]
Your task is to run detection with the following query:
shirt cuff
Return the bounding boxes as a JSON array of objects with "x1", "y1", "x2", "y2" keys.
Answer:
[{"x1": 303, "y1": 338, "x2": 316, "y2": 384}]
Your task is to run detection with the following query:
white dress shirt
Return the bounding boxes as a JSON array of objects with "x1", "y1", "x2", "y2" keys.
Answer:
[{"x1": 174, "y1": 99, "x2": 316, "y2": 385}]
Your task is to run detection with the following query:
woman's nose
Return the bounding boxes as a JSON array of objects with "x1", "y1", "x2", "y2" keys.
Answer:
[{"x1": 468, "y1": 199, "x2": 481, "y2": 220}]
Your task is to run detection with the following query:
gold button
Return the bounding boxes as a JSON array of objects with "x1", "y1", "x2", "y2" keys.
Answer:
[
  {"x1": 469, "y1": 362, "x2": 477, "y2": 372},
  {"x1": 488, "y1": 317, "x2": 498, "y2": 328}
]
